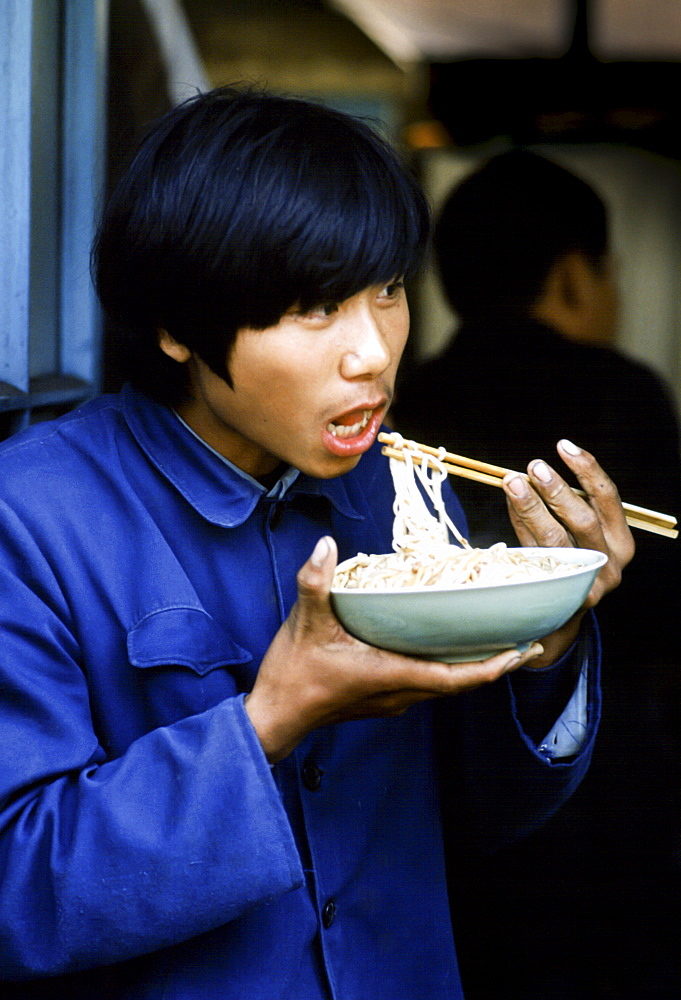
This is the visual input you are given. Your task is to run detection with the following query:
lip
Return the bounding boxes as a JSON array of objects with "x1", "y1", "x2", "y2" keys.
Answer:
[{"x1": 322, "y1": 401, "x2": 387, "y2": 457}]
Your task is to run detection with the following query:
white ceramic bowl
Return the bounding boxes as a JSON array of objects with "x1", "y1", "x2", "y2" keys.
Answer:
[{"x1": 330, "y1": 547, "x2": 607, "y2": 662}]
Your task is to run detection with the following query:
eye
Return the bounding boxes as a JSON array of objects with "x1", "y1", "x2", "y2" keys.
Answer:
[
  {"x1": 379, "y1": 279, "x2": 405, "y2": 299},
  {"x1": 300, "y1": 301, "x2": 340, "y2": 320}
]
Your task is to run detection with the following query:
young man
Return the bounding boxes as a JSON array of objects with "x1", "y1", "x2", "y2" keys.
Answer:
[{"x1": 0, "y1": 90, "x2": 632, "y2": 999}]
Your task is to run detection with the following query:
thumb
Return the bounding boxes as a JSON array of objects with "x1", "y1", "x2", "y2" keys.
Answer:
[{"x1": 296, "y1": 535, "x2": 338, "y2": 603}]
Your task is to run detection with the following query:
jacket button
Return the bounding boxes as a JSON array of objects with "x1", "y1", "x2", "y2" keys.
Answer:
[
  {"x1": 322, "y1": 900, "x2": 337, "y2": 928},
  {"x1": 302, "y1": 760, "x2": 323, "y2": 791}
]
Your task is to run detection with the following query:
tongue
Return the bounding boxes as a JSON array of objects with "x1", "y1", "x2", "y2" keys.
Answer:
[{"x1": 334, "y1": 409, "x2": 366, "y2": 427}]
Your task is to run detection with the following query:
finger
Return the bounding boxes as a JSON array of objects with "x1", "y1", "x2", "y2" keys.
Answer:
[
  {"x1": 555, "y1": 439, "x2": 634, "y2": 558},
  {"x1": 527, "y1": 457, "x2": 602, "y2": 545},
  {"x1": 503, "y1": 471, "x2": 570, "y2": 548},
  {"x1": 524, "y1": 444, "x2": 633, "y2": 568},
  {"x1": 505, "y1": 445, "x2": 625, "y2": 553},
  {"x1": 362, "y1": 641, "x2": 545, "y2": 698},
  {"x1": 434, "y1": 641, "x2": 545, "y2": 688},
  {"x1": 289, "y1": 536, "x2": 346, "y2": 641},
  {"x1": 295, "y1": 535, "x2": 338, "y2": 601},
  {"x1": 503, "y1": 442, "x2": 633, "y2": 610}
]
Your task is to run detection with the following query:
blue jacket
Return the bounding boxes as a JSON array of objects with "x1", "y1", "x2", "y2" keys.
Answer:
[{"x1": 0, "y1": 386, "x2": 600, "y2": 998}]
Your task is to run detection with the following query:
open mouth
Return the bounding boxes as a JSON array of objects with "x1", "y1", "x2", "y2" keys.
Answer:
[
  {"x1": 322, "y1": 403, "x2": 385, "y2": 459},
  {"x1": 327, "y1": 409, "x2": 373, "y2": 439}
]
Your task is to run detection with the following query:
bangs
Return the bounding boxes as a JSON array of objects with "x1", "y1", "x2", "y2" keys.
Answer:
[
  {"x1": 188, "y1": 106, "x2": 430, "y2": 332},
  {"x1": 281, "y1": 133, "x2": 429, "y2": 312}
]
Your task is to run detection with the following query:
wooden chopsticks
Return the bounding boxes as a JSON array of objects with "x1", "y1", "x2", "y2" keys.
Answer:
[{"x1": 378, "y1": 432, "x2": 679, "y2": 539}]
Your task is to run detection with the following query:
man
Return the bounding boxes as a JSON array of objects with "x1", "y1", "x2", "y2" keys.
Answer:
[
  {"x1": 0, "y1": 92, "x2": 631, "y2": 999},
  {"x1": 394, "y1": 149, "x2": 681, "y2": 998},
  {"x1": 395, "y1": 150, "x2": 681, "y2": 545}
]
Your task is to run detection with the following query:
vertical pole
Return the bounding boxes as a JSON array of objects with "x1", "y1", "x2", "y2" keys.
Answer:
[
  {"x1": 59, "y1": 0, "x2": 110, "y2": 388},
  {"x1": 0, "y1": 1, "x2": 32, "y2": 392}
]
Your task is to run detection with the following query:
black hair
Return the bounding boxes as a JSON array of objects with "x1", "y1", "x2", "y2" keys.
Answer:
[
  {"x1": 93, "y1": 86, "x2": 430, "y2": 406},
  {"x1": 433, "y1": 149, "x2": 609, "y2": 321}
]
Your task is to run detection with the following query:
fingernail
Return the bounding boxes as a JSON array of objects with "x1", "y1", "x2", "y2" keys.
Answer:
[
  {"x1": 311, "y1": 536, "x2": 330, "y2": 567},
  {"x1": 530, "y1": 460, "x2": 552, "y2": 484},
  {"x1": 560, "y1": 439, "x2": 581, "y2": 455},
  {"x1": 505, "y1": 474, "x2": 528, "y2": 497}
]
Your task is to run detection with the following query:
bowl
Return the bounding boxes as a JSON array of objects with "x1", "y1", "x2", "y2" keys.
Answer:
[{"x1": 330, "y1": 547, "x2": 607, "y2": 662}]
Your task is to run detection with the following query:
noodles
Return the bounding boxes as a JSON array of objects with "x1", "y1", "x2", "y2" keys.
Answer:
[
  {"x1": 333, "y1": 435, "x2": 584, "y2": 590},
  {"x1": 387, "y1": 437, "x2": 470, "y2": 555},
  {"x1": 333, "y1": 543, "x2": 580, "y2": 590}
]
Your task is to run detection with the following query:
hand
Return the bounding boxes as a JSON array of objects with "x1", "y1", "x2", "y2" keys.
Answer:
[
  {"x1": 245, "y1": 536, "x2": 544, "y2": 762},
  {"x1": 501, "y1": 438, "x2": 635, "y2": 666}
]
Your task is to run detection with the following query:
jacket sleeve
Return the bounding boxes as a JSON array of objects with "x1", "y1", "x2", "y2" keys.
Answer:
[
  {"x1": 433, "y1": 467, "x2": 602, "y2": 852},
  {"x1": 0, "y1": 506, "x2": 303, "y2": 979},
  {"x1": 436, "y1": 614, "x2": 601, "y2": 854}
]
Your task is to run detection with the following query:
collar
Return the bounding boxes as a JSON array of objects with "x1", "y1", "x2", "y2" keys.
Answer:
[
  {"x1": 172, "y1": 409, "x2": 301, "y2": 500},
  {"x1": 121, "y1": 384, "x2": 364, "y2": 527}
]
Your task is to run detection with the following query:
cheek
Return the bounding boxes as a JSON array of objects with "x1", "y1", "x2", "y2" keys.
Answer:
[
  {"x1": 231, "y1": 344, "x2": 320, "y2": 413},
  {"x1": 389, "y1": 308, "x2": 410, "y2": 360}
]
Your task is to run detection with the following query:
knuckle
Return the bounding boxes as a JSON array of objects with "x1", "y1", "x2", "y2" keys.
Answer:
[
  {"x1": 542, "y1": 526, "x2": 567, "y2": 547},
  {"x1": 514, "y1": 493, "x2": 544, "y2": 520},
  {"x1": 605, "y1": 560, "x2": 623, "y2": 589},
  {"x1": 296, "y1": 566, "x2": 314, "y2": 593},
  {"x1": 547, "y1": 480, "x2": 579, "y2": 509},
  {"x1": 572, "y1": 505, "x2": 600, "y2": 534},
  {"x1": 545, "y1": 480, "x2": 569, "y2": 502}
]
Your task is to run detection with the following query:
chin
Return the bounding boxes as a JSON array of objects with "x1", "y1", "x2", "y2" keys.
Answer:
[{"x1": 305, "y1": 452, "x2": 364, "y2": 480}]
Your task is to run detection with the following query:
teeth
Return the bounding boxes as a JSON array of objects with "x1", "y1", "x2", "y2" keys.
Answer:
[{"x1": 328, "y1": 409, "x2": 372, "y2": 438}]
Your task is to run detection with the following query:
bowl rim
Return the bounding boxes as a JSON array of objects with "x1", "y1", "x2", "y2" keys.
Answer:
[{"x1": 330, "y1": 546, "x2": 608, "y2": 596}]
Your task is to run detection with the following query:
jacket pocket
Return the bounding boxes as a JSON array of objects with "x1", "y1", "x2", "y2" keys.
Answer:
[
  {"x1": 126, "y1": 606, "x2": 254, "y2": 725},
  {"x1": 127, "y1": 605, "x2": 252, "y2": 675}
]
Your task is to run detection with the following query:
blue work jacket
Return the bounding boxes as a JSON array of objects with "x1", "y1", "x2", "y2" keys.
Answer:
[{"x1": 0, "y1": 386, "x2": 600, "y2": 999}]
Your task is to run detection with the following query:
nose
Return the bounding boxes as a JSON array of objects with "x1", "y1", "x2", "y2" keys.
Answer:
[{"x1": 339, "y1": 302, "x2": 391, "y2": 381}]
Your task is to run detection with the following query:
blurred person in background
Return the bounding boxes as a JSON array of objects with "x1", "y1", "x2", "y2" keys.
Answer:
[{"x1": 394, "y1": 149, "x2": 681, "y2": 1000}]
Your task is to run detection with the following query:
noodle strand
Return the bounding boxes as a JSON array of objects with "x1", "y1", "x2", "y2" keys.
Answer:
[{"x1": 333, "y1": 437, "x2": 584, "y2": 590}]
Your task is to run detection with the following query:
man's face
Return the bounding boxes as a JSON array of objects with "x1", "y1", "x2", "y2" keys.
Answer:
[{"x1": 171, "y1": 282, "x2": 409, "y2": 480}]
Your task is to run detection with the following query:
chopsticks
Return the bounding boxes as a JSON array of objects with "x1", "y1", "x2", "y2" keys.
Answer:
[{"x1": 378, "y1": 432, "x2": 679, "y2": 539}]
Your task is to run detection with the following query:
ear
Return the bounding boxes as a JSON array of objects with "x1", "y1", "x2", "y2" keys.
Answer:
[
  {"x1": 534, "y1": 252, "x2": 617, "y2": 345},
  {"x1": 157, "y1": 328, "x2": 192, "y2": 364},
  {"x1": 534, "y1": 252, "x2": 594, "y2": 326},
  {"x1": 544, "y1": 252, "x2": 593, "y2": 311}
]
